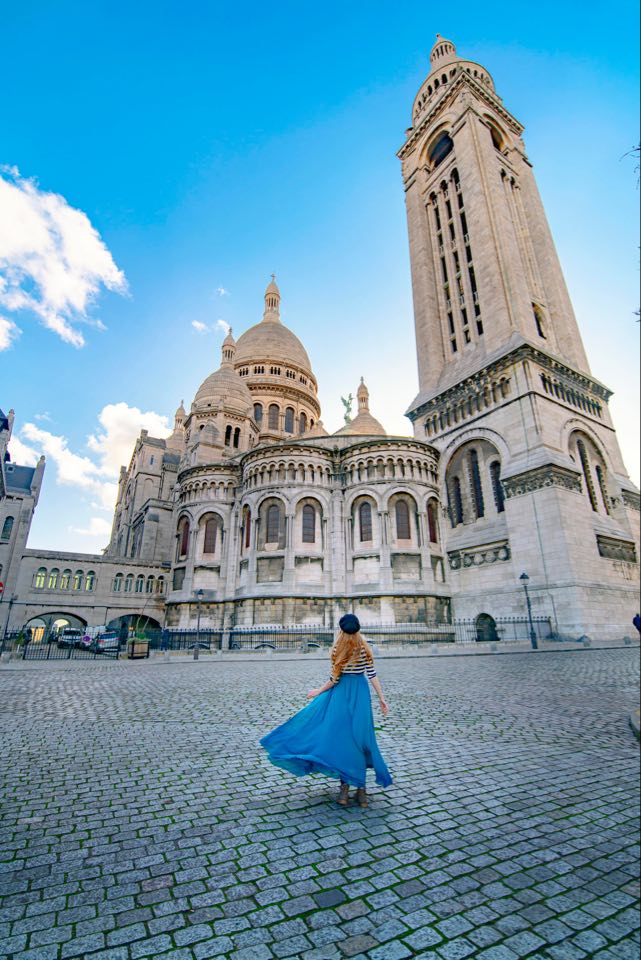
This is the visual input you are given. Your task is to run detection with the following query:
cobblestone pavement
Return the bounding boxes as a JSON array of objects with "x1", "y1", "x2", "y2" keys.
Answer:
[{"x1": 0, "y1": 649, "x2": 639, "y2": 960}]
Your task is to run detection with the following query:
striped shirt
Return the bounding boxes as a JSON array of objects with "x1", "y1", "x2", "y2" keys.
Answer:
[{"x1": 330, "y1": 643, "x2": 377, "y2": 684}]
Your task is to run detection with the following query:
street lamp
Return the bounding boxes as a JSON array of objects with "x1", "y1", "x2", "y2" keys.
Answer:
[
  {"x1": 519, "y1": 573, "x2": 538, "y2": 650},
  {"x1": 194, "y1": 589, "x2": 204, "y2": 660}
]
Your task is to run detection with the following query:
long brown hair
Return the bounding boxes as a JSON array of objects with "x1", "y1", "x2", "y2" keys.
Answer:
[{"x1": 330, "y1": 629, "x2": 374, "y2": 679}]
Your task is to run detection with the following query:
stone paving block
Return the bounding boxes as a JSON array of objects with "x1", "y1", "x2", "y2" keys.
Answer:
[
  {"x1": 1, "y1": 654, "x2": 640, "y2": 960},
  {"x1": 436, "y1": 939, "x2": 477, "y2": 960}
]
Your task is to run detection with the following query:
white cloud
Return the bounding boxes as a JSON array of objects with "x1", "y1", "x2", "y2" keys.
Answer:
[
  {"x1": 7, "y1": 435, "x2": 39, "y2": 466},
  {"x1": 192, "y1": 320, "x2": 208, "y2": 333},
  {"x1": 215, "y1": 319, "x2": 231, "y2": 334},
  {"x1": 0, "y1": 166, "x2": 128, "y2": 347},
  {"x1": 87, "y1": 402, "x2": 172, "y2": 476},
  {"x1": 70, "y1": 516, "x2": 112, "y2": 537},
  {"x1": 19, "y1": 402, "x2": 171, "y2": 515},
  {"x1": 0, "y1": 315, "x2": 20, "y2": 351},
  {"x1": 34, "y1": 411, "x2": 51, "y2": 422},
  {"x1": 215, "y1": 286, "x2": 230, "y2": 297}
]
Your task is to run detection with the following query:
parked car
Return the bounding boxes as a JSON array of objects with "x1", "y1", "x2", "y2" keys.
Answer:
[
  {"x1": 57, "y1": 628, "x2": 83, "y2": 648},
  {"x1": 92, "y1": 632, "x2": 120, "y2": 654}
]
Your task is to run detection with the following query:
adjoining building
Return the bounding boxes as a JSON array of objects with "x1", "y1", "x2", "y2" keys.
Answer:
[{"x1": 2, "y1": 36, "x2": 639, "y2": 642}]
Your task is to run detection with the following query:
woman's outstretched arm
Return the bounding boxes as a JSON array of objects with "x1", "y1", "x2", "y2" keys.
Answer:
[
  {"x1": 307, "y1": 677, "x2": 335, "y2": 699},
  {"x1": 369, "y1": 675, "x2": 389, "y2": 716}
]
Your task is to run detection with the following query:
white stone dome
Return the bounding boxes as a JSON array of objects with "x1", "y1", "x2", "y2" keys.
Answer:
[
  {"x1": 234, "y1": 276, "x2": 313, "y2": 373},
  {"x1": 193, "y1": 332, "x2": 253, "y2": 412}
]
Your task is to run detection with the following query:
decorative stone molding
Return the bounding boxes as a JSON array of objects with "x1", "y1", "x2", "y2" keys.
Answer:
[
  {"x1": 622, "y1": 490, "x2": 641, "y2": 512},
  {"x1": 503, "y1": 466, "x2": 582, "y2": 499},
  {"x1": 596, "y1": 536, "x2": 638, "y2": 564},
  {"x1": 448, "y1": 540, "x2": 511, "y2": 570},
  {"x1": 409, "y1": 343, "x2": 612, "y2": 436}
]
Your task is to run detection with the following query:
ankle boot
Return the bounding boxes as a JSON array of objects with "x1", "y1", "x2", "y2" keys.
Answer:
[
  {"x1": 356, "y1": 787, "x2": 368, "y2": 808},
  {"x1": 337, "y1": 783, "x2": 350, "y2": 806}
]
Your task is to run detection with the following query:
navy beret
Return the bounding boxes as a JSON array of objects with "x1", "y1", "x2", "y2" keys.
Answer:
[{"x1": 339, "y1": 614, "x2": 360, "y2": 634}]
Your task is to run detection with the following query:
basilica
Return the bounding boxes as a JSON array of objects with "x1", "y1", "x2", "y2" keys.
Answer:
[{"x1": 1, "y1": 35, "x2": 639, "y2": 642}]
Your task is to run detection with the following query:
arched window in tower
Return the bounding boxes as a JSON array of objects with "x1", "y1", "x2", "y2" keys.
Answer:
[
  {"x1": 113, "y1": 573, "x2": 123, "y2": 593},
  {"x1": 243, "y1": 507, "x2": 251, "y2": 550},
  {"x1": 73, "y1": 570, "x2": 83, "y2": 591},
  {"x1": 224, "y1": 425, "x2": 232, "y2": 446},
  {"x1": 302, "y1": 504, "x2": 316, "y2": 543},
  {"x1": 177, "y1": 517, "x2": 190, "y2": 559},
  {"x1": 0, "y1": 516, "x2": 14, "y2": 541},
  {"x1": 427, "y1": 499, "x2": 439, "y2": 544},
  {"x1": 266, "y1": 504, "x2": 281, "y2": 544},
  {"x1": 577, "y1": 439, "x2": 598, "y2": 512},
  {"x1": 490, "y1": 461, "x2": 505, "y2": 513},
  {"x1": 84, "y1": 571, "x2": 96, "y2": 591},
  {"x1": 34, "y1": 567, "x2": 46, "y2": 589},
  {"x1": 60, "y1": 569, "x2": 71, "y2": 590},
  {"x1": 203, "y1": 516, "x2": 218, "y2": 554},
  {"x1": 299, "y1": 412, "x2": 307, "y2": 434},
  {"x1": 268, "y1": 404, "x2": 279, "y2": 430},
  {"x1": 254, "y1": 403, "x2": 263, "y2": 426},
  {"x1": 48, "y1": 568, "x2": 59, "y2": 590},
  {"x1": 135, "y1": 575, "x2": 144, "y2": 593},
  {"x1": 124, "y1": 574, "x2": 134, "y2": 593},
  {"x1": 468, "y1": 450, "x2": 485, "y2": 519},
  {"x1": 532, "y1": 303, "x2": 546, "y2": 339},
  {"x1": 284, "y1": 407, "x2": 295, "y2": 434},
  {"x1": 233, "y1": 427, "x2": 241, "y2": 448},
  {"x1": 429, "y1": 133, "x2": 454, "y2": 169},
  {"x1": 595, "y1": 465, "x2": 611, "y2": 515},
  {"x1": 395, "y1": 500, "x2": 411, "y2": 540},
  {"x1": 359, "y1": 502, "x2": 373, "y2": 542},
  {"x1": 450, "y1": 476, "x2": 464, "y2": 527}
]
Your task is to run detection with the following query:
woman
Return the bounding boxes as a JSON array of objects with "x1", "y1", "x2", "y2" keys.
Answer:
[{"x1": 260, "y1": 614, "x2": 392, "y2": 807}]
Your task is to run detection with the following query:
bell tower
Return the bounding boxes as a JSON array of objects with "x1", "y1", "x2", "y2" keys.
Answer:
[{"x1": 398, "y1": 36, "x2": 640, "y2": 638}]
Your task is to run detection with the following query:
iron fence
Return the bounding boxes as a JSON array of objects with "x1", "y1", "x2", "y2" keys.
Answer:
[
  {"x1": 0, "y1": 618, "x2": 556, "y2": 658},
  {"x1": 0, "y1": 633, "x2": 122, "y2": 660},
  {"x1": 146, "y1": 629, "x2": 223, "y2": 652}
]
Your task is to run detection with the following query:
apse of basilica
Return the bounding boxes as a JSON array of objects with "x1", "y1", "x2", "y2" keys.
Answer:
[{"x1": 1, "y1": 35, "x2": 639, "y2": 641}]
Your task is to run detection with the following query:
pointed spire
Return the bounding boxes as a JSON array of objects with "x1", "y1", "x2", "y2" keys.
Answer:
[
  {"x1": 429, "y1": 33, "x2": 458, "y2": 70},
  {"x1": 357, "y1": 377, "x2": 369, "y2": 412},
  {"x1": 221, "y1": 326, "x2": 236, "y2": 365},
  {"x1": 174, "y1": 399, "x2": 186, "y2": 426},
  {"x1": 262, "y1": 274, "x2": 281, "y2": 323}
]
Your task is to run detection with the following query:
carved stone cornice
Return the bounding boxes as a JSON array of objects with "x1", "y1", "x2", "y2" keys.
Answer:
[
  {"x1": 596, "y1": 535, "x2": 638, "y2": 564},
  {"x1": 407, "y1": 343, "x2": 612, "y2": 427},
  {"x1": 448, "y1": 539, "x2": 511, "y2": 570},
  {"x1": 399, "y1": 72, "x2": 523, "y2": 163},
  {"x1": 503, "y1": 466, "x2": 583, "y2": 499},
  {"x1": 622, "y1": 490, "x2": 641, "y2": 512}
]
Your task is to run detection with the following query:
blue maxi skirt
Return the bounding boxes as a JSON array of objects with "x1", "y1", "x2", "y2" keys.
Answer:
[{"x1": 260, "y1": 673, "x2": 392, "y2": 788}]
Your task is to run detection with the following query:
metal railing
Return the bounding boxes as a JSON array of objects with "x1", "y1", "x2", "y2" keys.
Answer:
[
  {"x1": 0, "y1": 618, "x2": 572, "y2": 659},
  {"x1": 0, "y1": 633, "x2": 122, "y2": 660}
]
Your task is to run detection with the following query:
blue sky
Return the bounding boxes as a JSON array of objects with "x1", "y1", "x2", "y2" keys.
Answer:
[{"x1": 1, "y1": 0, "x2": 639, "y2": 553}]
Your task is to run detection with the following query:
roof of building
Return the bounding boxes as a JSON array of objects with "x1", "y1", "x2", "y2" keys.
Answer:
[
  {"x1": 333, "y1": 379, "x2": 387, "y2": 437},
  {"x1": 4, "y1": 464, "x2": 36, "y2": 492},
  {"x1": 193, "y1": 333, "x2": 254, "y2": 412},
  {"x1": 234, "y1": 277, "x2": 313, "y2": 372}
]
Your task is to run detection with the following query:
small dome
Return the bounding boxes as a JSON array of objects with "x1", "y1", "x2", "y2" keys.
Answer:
[
  {"x1": 194, "y1": 337, "x2": 253, "y2": 412},
  {"x1": 334, "y1": 378, "x2": 386, "y2": 437},
  {"x1": 194, "y1": 367, "x2": 253, "y2": 411}
]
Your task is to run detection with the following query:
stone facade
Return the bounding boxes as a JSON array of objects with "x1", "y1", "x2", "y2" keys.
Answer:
[
  {"x1": 399, "y1": 35, "x2": 640, "y2": 638},
  {"x1": 2, "y1": 35, "x2": 639, "y2": 641}
]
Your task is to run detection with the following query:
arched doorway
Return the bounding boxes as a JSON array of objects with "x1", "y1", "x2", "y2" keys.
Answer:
[
  {"x1": 475, "y1": 613, "x2": 499, "y2": 642},
  {"x1": 107, "y1": 614, "x2": 162, "y2": 639},
  {"x1": 24, "y1": 612, "x2": 87, "y2": 642}
]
